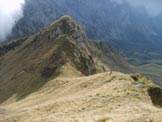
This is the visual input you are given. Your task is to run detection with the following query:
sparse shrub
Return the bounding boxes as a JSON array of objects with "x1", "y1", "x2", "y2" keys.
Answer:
[
  {"x1": 148, "y1": 86, "x2": 162, "y2": 107},
  {"x1": 41, "y1": 66, "x2": 57, "y2": 77},
  {"x1": 127, "y1": 92, "x2": 130, "y2": 95},
  {"x1": 131, "y1": 74, "x2": 152, "y2": 85},
  {"x1": 97, "y1": 117, "x2": 111, "y2": 122},
  {"x1": 140, "y1": 76, "x2": 152, "y2": 85},
  {"x1": 130, "y1": 74, "x2": 140, "y2": 81},
  {"x1": 107, "y1": 75, "x2": 116, "y2": 82},
  {"x1": 96, "y1": 93, "x2": 100, "y2": 96}
]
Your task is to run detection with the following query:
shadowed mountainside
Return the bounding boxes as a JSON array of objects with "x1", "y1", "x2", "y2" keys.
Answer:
[{"x1": 0, "y1": 16, "x2": 131, "y2": 104}]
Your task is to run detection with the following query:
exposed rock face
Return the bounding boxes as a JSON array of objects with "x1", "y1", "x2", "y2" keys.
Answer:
[
  {"x1": 40, "y1": 16, "x2": 90, "y2": 52},
  {"x1": 148, "y1": 86, "x2": 162, "y2": 107},
  {"x1": 33, "y1": 16, "x2": 98, "y2": 75}
]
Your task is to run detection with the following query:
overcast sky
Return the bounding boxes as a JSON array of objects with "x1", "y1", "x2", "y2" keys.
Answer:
[{"x1": 0, "y1": 0, "x2": 25, "y2": 41}]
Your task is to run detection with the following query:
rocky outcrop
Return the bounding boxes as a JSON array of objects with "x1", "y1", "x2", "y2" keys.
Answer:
[{"x1": 148, "y1": 86, "x2": 162, "y2": 107}]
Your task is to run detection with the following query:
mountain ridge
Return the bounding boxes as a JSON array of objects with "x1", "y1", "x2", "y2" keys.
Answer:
[
  {"x1": 0, "y1": 16, "x2": 122, "y2": 103},
  {"x1": 0, "y1": 15, "x2": 162, "y2": 122},
  {"x1": 4, "y1": 0, "x2": 162, "y2": 85},
  {"x1": 8, "y1": 0, "x2": 162, "y2": 56}
]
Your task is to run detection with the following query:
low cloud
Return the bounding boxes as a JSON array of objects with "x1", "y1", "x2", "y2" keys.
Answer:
[
  {"x1": 0, "y1": 0, "x2": 25, "y2": 42},
  {"x1": 113, "y1": 0, "x2": 162, "y2": 16},
  {"x1": 126, "y1": 0, "x2": 162, "y2": 16}
]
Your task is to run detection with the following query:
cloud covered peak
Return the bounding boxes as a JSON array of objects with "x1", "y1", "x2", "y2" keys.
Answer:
[{"x1": 0, "y1": 0, "x2": 25, "y2": 42}]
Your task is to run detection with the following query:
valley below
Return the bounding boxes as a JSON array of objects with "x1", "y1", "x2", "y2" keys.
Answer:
[{"x1": 135, "y1": 64, "x2": 162, "y2": 86}]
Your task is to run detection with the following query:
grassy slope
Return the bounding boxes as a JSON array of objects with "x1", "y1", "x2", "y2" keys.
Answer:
[
  {"x1": 124, "y1": 51, "x2": 162, "y2": 86},
  {"x1": 89, "y1": 40, "x2": 133, "y2": 73},
  {"x1": 134, "y1": 64, "x2": 162, "y2": 86},
  {"x1": 0, "y1": 16, "x2": 107, "y2": 104},
  {"x1": 0, "y1": 15, "x2": 134, "y2": 104},
  {"x1": 0, "y1": 16, "x2": 162, "y2": 122},
  {"x1": 0, "y1": 72, "x2": 162, "y2": 122}
]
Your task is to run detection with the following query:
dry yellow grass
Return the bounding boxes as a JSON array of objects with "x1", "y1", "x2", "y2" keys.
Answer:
[{"x1": 0, "y1": 72, "x2": 161, "y2": 122}]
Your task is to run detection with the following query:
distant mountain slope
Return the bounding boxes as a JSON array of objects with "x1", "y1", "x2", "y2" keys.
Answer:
[
  {"x1": 89, "y1": 41, "x2": 132, "y2": 73},
  {"x1": 7, "y1": 0, "x2": 162, "y2": 61},
  {"x1": 0, "y1": 16, "x2": 131, "y2": 104},
  {"x1": 5, "y1": 0, "x2": 162, "y2": 86}
]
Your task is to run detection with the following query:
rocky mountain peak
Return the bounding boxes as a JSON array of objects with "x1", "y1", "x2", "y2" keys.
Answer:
[{"x1": 39, "y1": 15, "x2": 90, "y2": 52}]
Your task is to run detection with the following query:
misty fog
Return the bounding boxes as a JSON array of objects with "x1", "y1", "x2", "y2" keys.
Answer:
[
  {"x1": 0, "y1": 0, "x2": 25, "y2": 42},
  {"x1": 126, "y1": 0, "x2": 162, "y2": 16}
]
